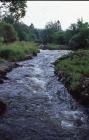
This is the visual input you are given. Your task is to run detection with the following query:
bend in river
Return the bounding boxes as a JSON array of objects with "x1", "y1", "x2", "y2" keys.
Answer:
[{"x1": 0, "y1": 50, "x2": 89, "y2": 140}]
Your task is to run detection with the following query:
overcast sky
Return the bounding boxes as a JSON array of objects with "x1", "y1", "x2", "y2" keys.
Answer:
[{"x1": 21, "y1": 1, "x2": 89, "y2": 30}]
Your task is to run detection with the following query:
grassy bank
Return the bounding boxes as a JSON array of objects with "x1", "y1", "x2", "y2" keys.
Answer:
[
  {"x1": 55, "y1": 49, "x2": 89, "y2": 105},
  {"x1": 0, "y1": 41, "x2": 39, "y2": 61},
  {"x1": 47, "y1": 44, "x2": 68, "y2": 50}
]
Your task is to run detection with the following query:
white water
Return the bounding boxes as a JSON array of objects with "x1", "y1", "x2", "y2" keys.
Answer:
[{"x1": 0, "y1": 50, "x2": 89, "y2": 140}]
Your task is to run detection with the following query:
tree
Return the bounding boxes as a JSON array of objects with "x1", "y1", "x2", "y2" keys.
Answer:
[
  {"x1": 3, "y1": 15, "x2": 15, "y2": 24},
  {"x1": 52, "y1": 31, "x2": 65, "y2": 45},
  {"x1": 64, "y1": 18, "x2": 89, "y2": 45},
  {"x1": 0, "y1": 0, "x2": 27, "y2": 21},
  {"x1": 0, "y1": 22, "x2": 18, "y2": 43},
  {"x1": 69, "y1": 28, "x2": 89, "y2": 50},
  {"x1": 44, "y1": 20, "x2": 62, "y2": 43},
  {"x1": 45, "y1": 20, "x2": 62, "y2": 32}
]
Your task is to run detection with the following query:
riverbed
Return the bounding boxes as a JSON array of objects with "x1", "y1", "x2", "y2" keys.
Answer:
[{"x1": 0, "y1": 50, "x2": 89, "y2": 140}]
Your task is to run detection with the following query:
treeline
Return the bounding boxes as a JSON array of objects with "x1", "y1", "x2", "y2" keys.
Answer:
[
  {"x1": 0, "y1": 15, "x2": 39, "y2": 43},
  {"x1": 39, "y1": 18, "x2": 89, "y2": 50},
  {"x1": 1, "y1": 13, "x2": 89, "y2": 50}
]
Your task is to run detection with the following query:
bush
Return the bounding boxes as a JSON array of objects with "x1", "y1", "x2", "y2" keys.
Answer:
[
  {"x1": 52, "y1": 31, "x2": 65, "y2": 45},
  {"x1": 0, "y1": 22, "x2": 18, "y2": 43},
  {"x1": 3, "y1": 23, "x2": 18, "y2": 43},
  {"x1": 69, "y1": 28, "x2": 89, "y2": 50}
]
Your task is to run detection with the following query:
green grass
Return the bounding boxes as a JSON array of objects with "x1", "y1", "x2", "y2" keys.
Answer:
[
  {"x1": 47, "y1": 43, "x2": 68, "y2": 50},
  {"x1": 0, "y1": 41, "x2": 39, "y2": 61},
  {"x1": 55, "y1": 49, "x2": 89, "y2": 90}
]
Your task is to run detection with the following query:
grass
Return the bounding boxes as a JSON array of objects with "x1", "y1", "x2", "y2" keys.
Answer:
[
  {"x1": 55, "y1": 49, "x2": 89, "y2": 91},
  {"x1": 47, "y1": 43, "x2": 68, "y2": 50},
  {"x1": 0, "y1": 41, "x2": 39, "y2": 61}
]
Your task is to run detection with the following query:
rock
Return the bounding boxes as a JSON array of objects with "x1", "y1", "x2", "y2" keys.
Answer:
[
  {"x1": 0, "y1": 69, "x2": 7, "y2": 77},
  {"x1": 25, "y1": 54, "x2": 33, "y2": 60},
  {"x1": 0, "y1": 101, "x2": 7, "y2": 116},
  {"x1": 75, "y1": 119, "x2": 83, "y2": 127},
  {"x1": 78, "y1": 76, "x2": 89, "y2": 105},
  {"x1": 0, "y1": 79, "x2": 4, "y2": 84},
  {"x1": 0, "y1": 62, "x2": 20, "y2": 84},
  {"x1": 13, "y1": 62, "x2": 19, "y2": 68}
]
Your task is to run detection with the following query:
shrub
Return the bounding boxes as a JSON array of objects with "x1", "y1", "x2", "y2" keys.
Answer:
[
  {"x1": 52, "y1": 31, "x2": 65, "y2": 45},
  {"x1": 69, "y1": 28, "x2": 89, "y2": 50},
  {"x1": 3, "y1": 23, "x2": 18, "y2": 43},
  {"x1": 0, "y1": 22, "x2": 18, "y2": 43}
]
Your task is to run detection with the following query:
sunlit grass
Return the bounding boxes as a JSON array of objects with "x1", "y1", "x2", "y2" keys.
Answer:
[{"x1": 0, "y1": 41, "x2": 39, "y2": 61}]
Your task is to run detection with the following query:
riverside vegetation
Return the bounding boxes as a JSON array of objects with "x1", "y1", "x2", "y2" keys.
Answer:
[
  {"x1": 1, "y1": 18, "x2": 89, "y2": 106},
  {"x1": 0, "y1": 41, "x2": 39, "y2": 61},
  {"x1": 55, "y1": 49, "x2": 89, "y2": 105},
  {"x1": 0, "y1": 0, "x2": 89, "y2": 106}
]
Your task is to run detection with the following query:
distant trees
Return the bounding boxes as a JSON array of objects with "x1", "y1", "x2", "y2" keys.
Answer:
[
  {"x1": 41, "y1": 20, "x2": 62, "y2": 44},
  {"x1": 1, "y1": 10, "x2": 89, "y2": 51},
  {"x1": 37, "y1": 18, "x2": 89, "y2": 50},
  {"x1": 45, "y1": 20, "x2": 62, "y2": 32},
  {"x1": 0, "y1": 14, "x2": 38, "y2": 43},
  {"x1": 52, "y1": 31, "x2": 65, "y2": 45}
]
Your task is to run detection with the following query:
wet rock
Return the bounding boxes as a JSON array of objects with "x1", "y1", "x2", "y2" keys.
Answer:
[
  {"x1": 0, "y1": 79, "x2": 4, "y2": 84},
  {"x1": 0, "y1": 62, "x2": 20, "y2": 84},
  {"x1": 0, "y1": 101, "x2": 7, "y2": 116},
  {"x1": 0, "y1": 69, "x2": 7, "y2": 77},
  {"x1": 78, "y1": 76, "x2": 89, "y2": 105},
  {"x1": 0, "y1": 69, "x2": 7, "y2": 84},
  {"x1": 25, "y1": 54, "x2": 33, "y2": 60},
  {"x1": 74, "y1": 119, "x2": 83, "y2": 127}
]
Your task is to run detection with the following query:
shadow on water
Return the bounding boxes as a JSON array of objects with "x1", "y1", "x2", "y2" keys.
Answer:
[{"x1": 0, "y1": 50, "x2": 89, "y2": 140}]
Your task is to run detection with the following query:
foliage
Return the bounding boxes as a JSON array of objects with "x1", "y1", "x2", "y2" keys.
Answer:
[
  {"x1": 44, "y1": 20, "x2": 62, "y2": 43},
  {"x1": 37, "y1": 18, "x2": 89, "y2": 49},
  {"x1": 1, "y1": 16, "x2": 89, "y2": 50},
  {"x1": 45, "y1": 20, "x2": 62, "y2": 32},
  {"x1": 55, "y1": 49, "x2": 89, "y2": 90},
  {"x1": 0, "y1": 41, "x2": 39, "y2": 61},
  {"x1": 14, "y1": 22, "x2": 37, "y2": 41},
  {"x1": 3, "y1": 15, "x2": 15, "y2": 24},
  {"x1": 52, "y1": 31, "x2": 65, "y2": 45},
  {"x1": 0, "y1": 0, "x2": 27, "y2": 21},
  {"x1": 69, "y1": 28, "x2": 89, "y2": 49},
  {"x1": 47, "y1": 44, "x2": 67, "y2": 50},
  {"x1": 0, "y1": 22, "x2": 18, "y2": 43},
  {"x1": 2, "y1": 15, "x2": 38, "y2": 42}
]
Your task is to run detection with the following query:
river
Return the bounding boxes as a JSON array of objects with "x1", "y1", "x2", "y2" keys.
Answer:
[{"x1": 0, "y1": 50, "x2": 89, "y2": 140}]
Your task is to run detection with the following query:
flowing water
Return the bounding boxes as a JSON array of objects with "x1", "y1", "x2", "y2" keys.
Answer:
[{"x1": 0, "y1": 50, "x2": 89, "y2": 140}]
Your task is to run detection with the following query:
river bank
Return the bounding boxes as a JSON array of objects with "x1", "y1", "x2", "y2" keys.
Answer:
[
  {"x1": 0, "y1": 60, "x2": 19, "y2": 84},
  {"x1": 0, "y1": 41, "x2": 39, "y2": 84},
  {"x1": 40, "y1": 43, "x2": 69, "y2": 50},
  {"x1": 0, "y1": 42, "x2": 39, "y2": 116},
  {"x1": 54, "y1": 49, "x2": 89, "y2": 106}
]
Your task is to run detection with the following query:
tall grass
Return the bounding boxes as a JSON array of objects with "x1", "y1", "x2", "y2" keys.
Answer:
[
  {"x1": 55, "y1": 49, "x2": 89, "y2": 90},
  {"x1": 0, "y1": 41, "x2": 39, "y2": 61}
]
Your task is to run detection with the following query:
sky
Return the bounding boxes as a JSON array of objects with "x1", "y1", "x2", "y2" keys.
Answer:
[{"x1": 21, "y1": 1, "x2": 89, "y2": 30}]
